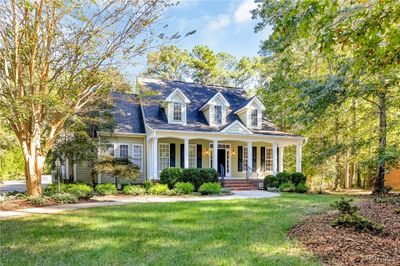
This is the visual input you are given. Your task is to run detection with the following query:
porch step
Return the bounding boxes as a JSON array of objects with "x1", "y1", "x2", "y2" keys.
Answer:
[{"x1": 222, "y1": 180, "x2": 260, "y2": 190}]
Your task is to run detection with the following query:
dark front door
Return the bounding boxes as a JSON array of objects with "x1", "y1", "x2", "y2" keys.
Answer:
[{"x1": 217, "y1": 149, "x2": 226, "y2": 177}]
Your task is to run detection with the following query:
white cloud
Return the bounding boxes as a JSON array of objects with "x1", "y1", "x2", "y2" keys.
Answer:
[
  {"x1": 234, "y1": 0, "x2": 257, "y2": 24},
  {"x1": 206, "y1": 14, "x2": 230, "y2": 32}
]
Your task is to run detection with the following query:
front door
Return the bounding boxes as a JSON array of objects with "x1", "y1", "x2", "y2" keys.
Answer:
[{"x1": 217, "y1": 149, "x2": 226, "y2": 177}]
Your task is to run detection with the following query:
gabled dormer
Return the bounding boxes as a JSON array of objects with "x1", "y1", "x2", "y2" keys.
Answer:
[
  {"x1": 199, "y1": 92, "x2": 230, "y2": 127},
  {"x1": 234, "y1": 96, "x2": 266, "y2": 129},
  {"x1": 164, "y1": 88, "x2": 190, "y2": 125}
]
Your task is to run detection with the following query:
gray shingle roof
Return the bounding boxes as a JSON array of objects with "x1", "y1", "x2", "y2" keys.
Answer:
[
  {"x1": 111, "y1": 92, "x2": 145, "y2": 134},
  {"x1": 138, "y1": 78, "x2": 297, "y2": 136}
]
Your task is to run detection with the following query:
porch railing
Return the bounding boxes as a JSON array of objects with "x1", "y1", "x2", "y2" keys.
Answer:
[{"x1": 245, "y1": 164, "x2": 259, "y2": 181}]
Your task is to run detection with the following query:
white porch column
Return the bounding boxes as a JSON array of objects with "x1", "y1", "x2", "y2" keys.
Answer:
[
  {"x1": 65, "y1": 156, "x2": 69, "y2": 180},
  {"x1": 153, "y1": 137, "x2": 158, "y2": 178},
  {"x1": 247, "y1": 142, "x2": 253, "y2": 171},
  {"x1": 272, "y1": 143, "x2": 278, "y2": 175},
  {"x1": 213, "y1": 140, "x2": 218, "y2": 171},
  {"x1": 184, "y1": 138, "x2": 189, "y2": 168},
  {"x1": 296, "y1": 143, "x2": 302, "y2": 172},
  {"x1": 278, "y1": 146, "x2": 284, "y2": 172}
]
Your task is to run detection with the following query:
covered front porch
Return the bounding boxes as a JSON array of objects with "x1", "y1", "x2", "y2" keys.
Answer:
[{"x1": 146, "y1": 130, "x2": 304, "y2": 180}]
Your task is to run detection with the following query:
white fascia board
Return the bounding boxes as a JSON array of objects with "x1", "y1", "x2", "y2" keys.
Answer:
[
  {"x1": 97, "y1": 131, "x2": 146, "y2": 137},
  {"x1": 165, "y1": 88, "x2": 191, "y2": 104},
  {"x1": 234, "y1": 96, "x2": 266, "y2": 114},
  {"x1": 199, "y1": 92, "x2": 230, "y2": 111},
  {"x1": 220, "y1": 120, "x2": 253, "y2": 134}
]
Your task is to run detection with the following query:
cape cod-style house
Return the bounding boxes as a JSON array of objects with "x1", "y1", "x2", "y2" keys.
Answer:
[{"x1": 74, "y1": 77, "x2": 305, "y2": 188}]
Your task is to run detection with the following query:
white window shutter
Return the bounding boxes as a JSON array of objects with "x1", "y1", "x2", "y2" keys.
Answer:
[
  {"x1": 222, "y1": 107, "x2": 226, "y2": 125},
  {"x1": 258, "y1": 110, "x2": 262, "y2": 128},
  {"x1": 183, "y1": 105, "x2": 187, "y2": 124},
  {"x1": 168, "y1": 103, "x2": 173, "y2": 123}
]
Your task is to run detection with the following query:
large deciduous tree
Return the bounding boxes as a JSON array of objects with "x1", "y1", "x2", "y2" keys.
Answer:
[
  {"x1": 254, "y1": 0, "x2": 400, "y2": 193},
  {"x1": 0, "y1": 0, "x2": 173, "y2": 196}
]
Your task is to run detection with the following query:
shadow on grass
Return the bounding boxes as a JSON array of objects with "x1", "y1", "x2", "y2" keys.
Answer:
[{"x1": 0, "y1": 194, "x2": 340, "y2": 266}]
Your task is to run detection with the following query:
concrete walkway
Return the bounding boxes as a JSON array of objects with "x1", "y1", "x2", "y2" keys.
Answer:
[{"x1": 0, "y1": 190, "x2": 279, "y2": 220}]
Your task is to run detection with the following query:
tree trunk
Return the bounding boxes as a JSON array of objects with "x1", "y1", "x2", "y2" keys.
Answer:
[
  {"x1": 21, "y1": 140, "x2": 45, "y2": 196},
  {"x1": 374, "y1": 92, "x2": 387, "y2": 194},
  {"x1": 333, "y1": 116, "x2": 341, "y2": 191}
]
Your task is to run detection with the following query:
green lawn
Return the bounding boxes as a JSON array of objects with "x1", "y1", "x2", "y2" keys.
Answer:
[{"x1": 0, "y1": 194, "x2": 342, "y2": 266}]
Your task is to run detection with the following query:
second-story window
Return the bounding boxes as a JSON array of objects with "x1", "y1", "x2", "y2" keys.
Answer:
[
  {"x1": 173, "y1": 102, "x2": 182, "y2": 121},
  {"x1": 251, "y1": 109, "x2": 258, "y2": 127},
  {"x1": 214, "y1": 105, "x2": 222, "y2": 124}
]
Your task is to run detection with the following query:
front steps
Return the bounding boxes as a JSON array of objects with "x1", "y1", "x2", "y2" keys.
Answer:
[{"x1": 222, "y1": 179, "x2": 262, "y2": 191}]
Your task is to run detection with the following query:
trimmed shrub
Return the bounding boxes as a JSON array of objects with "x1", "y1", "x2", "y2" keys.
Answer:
[
  {"x1": 199, "y1": 182, "x2": 221, "y2": 195},
  {"x1": 165, "y1": 189, "x2": 179, "y2": 196},
  {"x1": 122, "y1": 185, "x2": 146, "y2": 196},
  {"x1": 160, "y1": 168, "x2": 184, "y2": 188},
  {"x1": 174, "y1": 182, "x2": 194, "y2": 194},
  {"x1": 279, "y1": 181, "x2": 296, "y2": 192},
  {"x1": 290, "y1": 172, "x2": 307, "y2": 185},
  {"x1": 198, "y1": 168, "x2": 219, "y2": 183},
  {"x1": 96, "y1": 184, "x2": 117, "y2": 196},
  {"x1": 148, "y1": 184, "x2": 169, "y2": 195},
  {"x1": 181, "y1": 168, "x2": 202, "y2": 190},
  {"x1": 295, "y1": 182, "x2": 309, "y2": 193},
  {"x1": 276, "y1": 172, "x2": 291, "y2": 184},
  {"x1": 51, "y1": 192, "x2": 77, "y2": 204},
  {"x1": 143, "y1": 180, "x2": 153, "y2": 191},
  {"x1": 221, "y1": 188, "x2": 233, "y2": 195},
  {"x1": 264, "y1": 175, "x2": 279, "y2": 189},
  {"x1": 64, "y1": 184, "x2": 93, "y2": 199}
]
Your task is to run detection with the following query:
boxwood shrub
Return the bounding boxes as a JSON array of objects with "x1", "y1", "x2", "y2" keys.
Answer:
[
  {"x1": 198, "y1": 168, "x2": 218, "y2": 183},
  {"x1": 199, "y1": 182, "x2": 221, "y2": 195},
  {"x1": 96, "y1": 184, "x2": 117, "y2": 196},
  {"x1": 264, "y1": 175, "x2": 279, "y2": 189},
  {"x1": 160, "y1": 168, "x2": 184, "y2": 188},
  {"x1": 44, "y1": 184, "x2": 93, "y2": 199},
  {"x1": 276, "y1": 172, "x2": 291, "y2": 184},
  {"x1": 278, "y1": 181, "x2": 296, "y2": 192},
  {"x1": 290, "y1": 172, "x2": 307, "y2": 185}
]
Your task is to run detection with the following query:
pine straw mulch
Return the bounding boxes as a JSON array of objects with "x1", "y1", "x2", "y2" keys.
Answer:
[
  {"x1": 288, "y1": 199, "x2": 400, "y2": 265},
  {"x1": 0, "y1": 198, "x2": 98, "y2": 211}
]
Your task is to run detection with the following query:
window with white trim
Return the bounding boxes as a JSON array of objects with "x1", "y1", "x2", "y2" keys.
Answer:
[
  {"x1": 214, "y1": 105, "x2": 222, "y2": 124},
  {"x1": 173, "y1": 102, "x2": 182, "y2": 121},
  {"x1": 251, "y1": 109, "x2": 258, "y2": 127},
  {"x1": 189, "y1": 144, "x2": 197, "y2": 168},
  {"x1": 106, "y1": 144, "x2": 114, "y2": 157},
  {"x1": 159, "y1": 143, "x2": 170, "y2": 172},
  {"x1": 119, "y1": 144, "x2": 129, "y2": 159},
  {"x1": 132, "y1": 144, "x2": 143, "y2": 173},
  {"x1": 243, "y1": 147, "x2": 248, "y2": 170},
  {"x1": 265, "y1": 147, "x2": 273, "y2": 171}
]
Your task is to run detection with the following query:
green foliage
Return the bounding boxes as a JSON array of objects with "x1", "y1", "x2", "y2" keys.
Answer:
[
  {"x1": 264, "y1": 175, "x2": 279, "y2": 189},
  {"x1": 44, "y1": 184, "x2": 93, "y2": 199},
  {"x1": 276, "y1": 172, "x2": 291, "y2": 184},
  {"x1": 160, "y1": 167, "x2": 183, "y2": 188},
  {"x1": 94, "y1": 156, "x2": 139, "y2": 184},
  {"x1": 143, "y1": 180, "x2": 153, "y2": 191},
  {"x1": 332, "y1": 213, "x2": 383, "y2": 235},
  {"x1": 147, "y1": 184, "x2": 169, "y2": 195},
  {"x1": 330, "y1": 197, "x2": 383, "y2": 234},
  {"x1": 198, "y1": 168, "x2": 219, "y2": 184},
  {"x1": 122, "y1": 185, "x2": 146, "y2": 196},
  {"x1": 295, "y1": 182, "x2": 309, "y2": 193},
  {"x1": 330, "y1": 198, "x2": 358, "y2": 216},
  {"x1": 198, "y1": 182, "x2": 221, "y2": 195},
  {"x1": 174, "y1": 182, "x2": 194, "y2": 195},
  {"x1": 96, "y1": 184, "x2": 117, "y2": 196},
  {"x1": 278, "y1": 182, "x2": 296, "y2": 192},
  {"x1": 51, "y1": 193, "x2": 78, "y2": 204},
  {"x1": 290, "y1": 172, "x2": 307, "y2": 185},
  {"x1": 0, "y1": 125, "x2": 24, "y2": 181},
  {"x1": 221, "y1": 188, "x2": 233, "y2": 195},
  {"x1": 26, "y1": 196, "x2": 46, "y2": 206}
]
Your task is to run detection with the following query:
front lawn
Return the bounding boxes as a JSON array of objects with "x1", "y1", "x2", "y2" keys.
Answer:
[{"x1": 0, "y1": 194, "x2": 343, "y2": 265}]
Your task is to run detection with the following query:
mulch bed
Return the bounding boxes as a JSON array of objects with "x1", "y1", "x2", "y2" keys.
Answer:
[
  {"x1": 288, "y1": 199, "x2": 400, "y2": 265},
  {"x1": 0, "y1": 198, "x2": 98, "y2": 211}
]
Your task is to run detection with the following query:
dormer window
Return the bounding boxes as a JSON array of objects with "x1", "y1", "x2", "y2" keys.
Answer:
[
  {"x1": 173, "y1": 102, "x2": 182, "y2": 121},
  {"x1": 214, "y1": 105, "x2": 222, "y2": 124},
  {"x1": 251, "y1": 109, "x2": 258, "y2": 127}
]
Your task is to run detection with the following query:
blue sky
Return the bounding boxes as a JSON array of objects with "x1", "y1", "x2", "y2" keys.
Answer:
[{"x1": 128, "y1": 0, "x2": 272, "y2": 80}]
